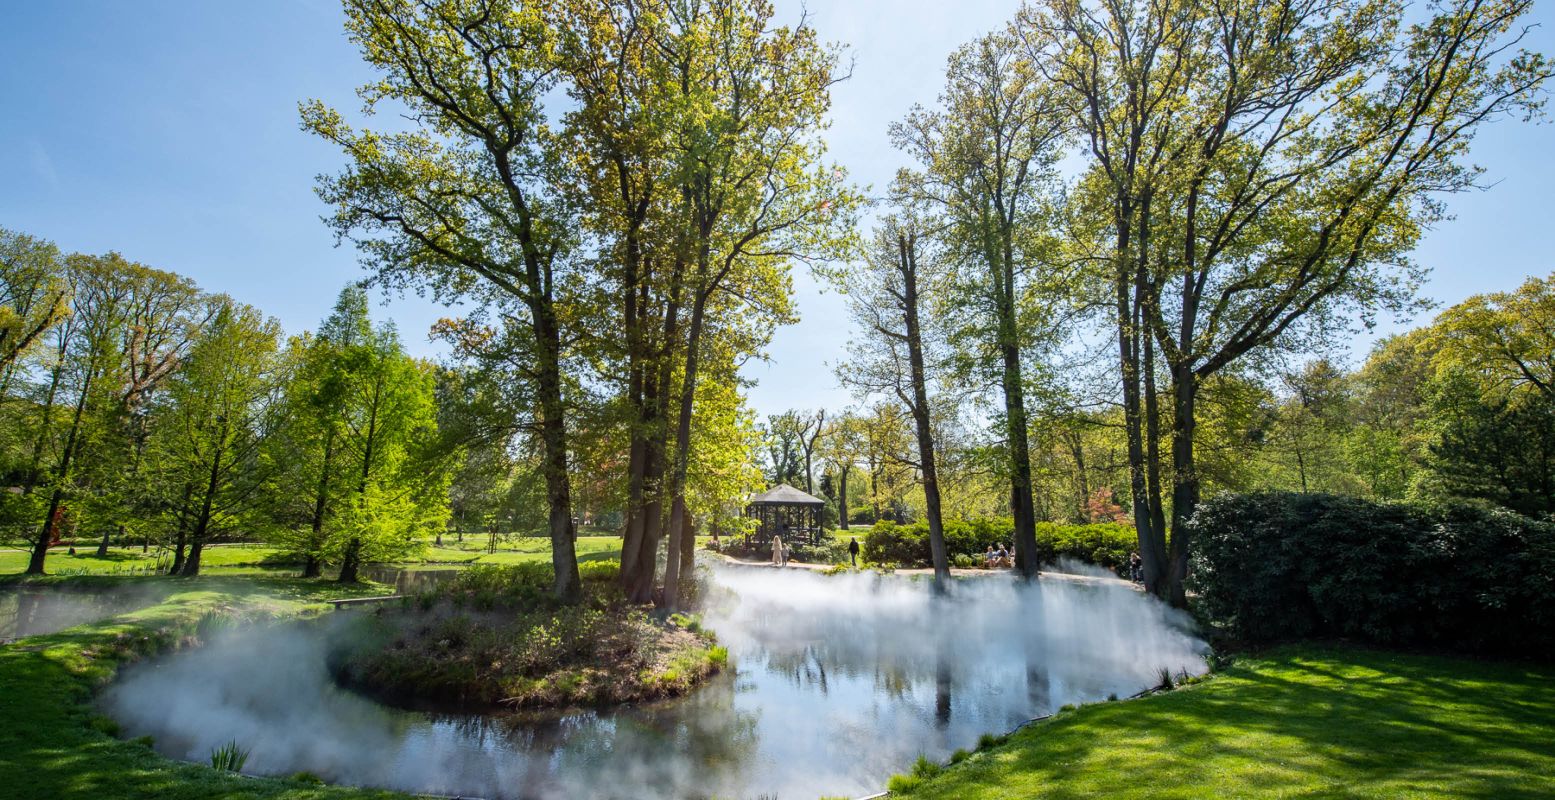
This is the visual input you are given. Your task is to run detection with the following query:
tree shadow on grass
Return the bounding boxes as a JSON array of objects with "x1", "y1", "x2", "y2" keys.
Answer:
[{"x1": 910, "y1": 645, "x2": 1555, "y2": 800}]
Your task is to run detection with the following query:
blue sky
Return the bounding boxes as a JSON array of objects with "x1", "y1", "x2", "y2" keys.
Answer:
[{"x1": 2, "y1": 1, "x2": 1551, "y2": 419}]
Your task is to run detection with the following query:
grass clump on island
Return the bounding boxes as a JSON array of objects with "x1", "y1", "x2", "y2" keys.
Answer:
[
  {"x1": 330, "y1": 562, "x2": 726, "y2": 709},
  {"x1": 887, "y1": 644, "x2": 1555, "y2": 799}
]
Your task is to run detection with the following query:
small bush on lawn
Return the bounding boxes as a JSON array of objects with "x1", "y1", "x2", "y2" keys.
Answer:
[{"x1": 1189, "y1": 492, "x2": 1555, "y2": 658}]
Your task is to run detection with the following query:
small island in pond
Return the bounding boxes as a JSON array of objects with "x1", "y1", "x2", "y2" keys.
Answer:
[{"x1": 329, "y1": 564, "x2": 726, "y2": 711}]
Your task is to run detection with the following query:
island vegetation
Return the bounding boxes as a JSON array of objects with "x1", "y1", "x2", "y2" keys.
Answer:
[{"x1": 328, "y1": 564, "x2": 726, "y2": 710}]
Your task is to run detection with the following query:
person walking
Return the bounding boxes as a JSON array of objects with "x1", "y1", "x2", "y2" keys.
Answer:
[{"x1": 848, "y1": 537, "x2": 860, "y2": 567}]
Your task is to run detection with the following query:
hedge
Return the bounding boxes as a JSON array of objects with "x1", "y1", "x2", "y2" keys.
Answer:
[
  {"x1": 1189, "y1": 492, "x2": 1555, "y2": 659},
  {"x1": 860, "y1": 518, "x2": 1135, "y2": 573}
]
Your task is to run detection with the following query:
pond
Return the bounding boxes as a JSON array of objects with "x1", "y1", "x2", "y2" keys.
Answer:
[{"x1": 101, "y1": 563, "x2": 1207, "y2": 800}]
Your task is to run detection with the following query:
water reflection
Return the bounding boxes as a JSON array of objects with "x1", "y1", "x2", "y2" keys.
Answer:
[{"x1": 103, "y1": 563, "x2": 1207, "y2": 799}]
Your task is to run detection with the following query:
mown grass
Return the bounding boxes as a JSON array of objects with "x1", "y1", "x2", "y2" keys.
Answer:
[
  {"x1": 0, "y1": 535, "x2": 648, "y2": 576},
  {"x1": 893, "y1": 644, "x2": 1555, "y2": 799},
  {"x1": 0, "y1": 575, "x2": 409, "y2": 799},
  {"x1": 0, "y1": 544, "x2": 289, "y2": 576}
]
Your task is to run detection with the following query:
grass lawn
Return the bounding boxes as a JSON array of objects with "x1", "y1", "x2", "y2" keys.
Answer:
[
  {"x1": 897, "y1": 645, "x2": 1555, "y2": 799},
  {"x1": 0, "y1": 534, "x2": 657, "y2": 576},
  {"x1": 419, "y1": 534, "x2": 625, "y2": 565},
  {"x1": 0, "y1": 544, "x2": 287, "y2": 576},
  {"x1": 0, "y1": 575, "x2": 408, "y2": 799}
]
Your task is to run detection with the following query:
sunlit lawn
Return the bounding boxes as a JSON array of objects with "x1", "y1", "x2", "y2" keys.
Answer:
[
  {"x1": 0, "y1": 544, "x2": 285, "y2": 576},
  {"x1": 0, "y1": 533, "x2": 706, "y2": 576},
  {"x1": 897, "y1": 645, "x2": 1555, "y2": 799}
]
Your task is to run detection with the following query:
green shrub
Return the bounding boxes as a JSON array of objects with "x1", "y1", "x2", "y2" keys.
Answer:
[
  {"x1": 1189, "y1": 492, "x2": 1555, "y2": 658},
  {"x1": 860, "y1": 518, "x2": 1135, "y2": 571},
  {"x1": 209, "y1": 740, "x2": 249, "y2": 772},
  {"x1": 788, "y1": 536, "x2": 850, "y2": 565}
]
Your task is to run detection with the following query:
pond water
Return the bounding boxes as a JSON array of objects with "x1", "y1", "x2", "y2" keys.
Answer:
[
  {"x1": 102, "y1": 563, "x2": 1206, "y2": 800},
  {"x1": 0, "y1": 586, "x2": 163, "y2": 640}
]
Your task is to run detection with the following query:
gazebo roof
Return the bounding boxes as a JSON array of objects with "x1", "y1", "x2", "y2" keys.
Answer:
[{"x1": 748, "y1": 483, "x2": 825, "y2": 506}]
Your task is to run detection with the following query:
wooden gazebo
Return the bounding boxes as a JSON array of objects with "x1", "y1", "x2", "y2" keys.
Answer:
[{"x1": 744, "y1": 484, "x2": 826, "y2": 546}]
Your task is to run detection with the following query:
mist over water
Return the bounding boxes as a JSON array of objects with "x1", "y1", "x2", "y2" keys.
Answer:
[{"x1": 102, "y1": 563, "x2": 1206, "y2": 800}]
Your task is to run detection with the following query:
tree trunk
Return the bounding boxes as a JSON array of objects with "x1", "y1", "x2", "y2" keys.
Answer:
[
  {"x1": 337, "y1": 537, "x2": 361, "y2": 583},
  {"x1": 180, "y1": 430, "x2": 224, "y2": 578},
  {"x1": 1000, "y1": 325, "x2": 1039, "y2": 580},
  {"x1": 339, "y1": 378, "x2": 382, "y2": 586},
  {"x1": 306, "y1": 431, "x2": 335, "y2": 579},
  {"x1": 1067, "y1": 430, "x2": 1091, "y2": 523},
  {"x1": 532, "y1": 297, "x2": 581, "y2": 603},
  {"x1": 1166, "y1": 370, "x2": 1199, "y2": 608},
  {"x1": 27, "y1": 366, "x2": 95, "y2": 575},
  {"x1": 662, "y1": 281, "x2": 710, "y2": 612},
  {"x1": 838, "y1": 468, "x2": 849, "y2": 530},
  {"x1": 1116, "y1": 212, "x2": 1169, "y2": 598},
  {"x1": 900, "y1": 233, "x2": 950, "y2": 590},
  {"x1": 169, "y1": 483, "x2": 192, "y2": 575}
]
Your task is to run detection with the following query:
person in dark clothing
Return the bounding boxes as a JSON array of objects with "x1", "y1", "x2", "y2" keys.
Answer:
[{"x1": 847, "y1": 537, "x2": 860, "y2": 567}]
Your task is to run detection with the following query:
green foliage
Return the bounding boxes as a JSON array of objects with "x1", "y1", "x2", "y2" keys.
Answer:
[
  {"x1": 889, "y1": 754, "x2": 947, "y2": 793},
  {"x1": 334, "y1": 561, "x2": 720, "y2": 709},
  {"x1": 861, "y1": 518, "x2": 1135, "y2": 571},
  {"x1": 787, "y1": 535, "x2": 850, "y2": 565},
  {"x1": 207, "y1": 741, "x2": 249, "y2": 773},
  {"x1": 1189, "y1": 492, "x2": 1555, "y2": 657}
]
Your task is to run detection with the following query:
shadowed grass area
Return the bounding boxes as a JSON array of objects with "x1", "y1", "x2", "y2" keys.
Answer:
[
  {"x1": 895, "y1": 645, "x2": 1555, "y2": 799},
  {"x1": 0, "y1": 575, "x2": 412, "y2": 799}
]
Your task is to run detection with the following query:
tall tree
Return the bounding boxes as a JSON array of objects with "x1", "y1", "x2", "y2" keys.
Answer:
[
  {"x1": 831, "y1": 215, "x2": 951, "y2": 588},
  {"x1": 95, "y1": 266, "x2": 204, "y2": 556},
  {"x1": 304, "y1": 0, "x2": 584, "y2": 600},
  {"x1": 264, "y1": 287, "x2": 377, "y2": 576},
  {"x1": 25, "y1": 254, "x2": 135, "y2": 574},
  {"x1": 551, "y1": 0, "x2": 680, "y2": 603},
  {"x1": 1020, "y1": 0, "x2": 1551, "y2": 604},
  {"x1": 656, "y1": 0, "x2": 855, "y2": 611},
  {"x1": 893, "y1": 29, "x2": 1067, "y2": 580},
  {"x1": 149, "y1": 299, "x2": 281, "y2": 576}
]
